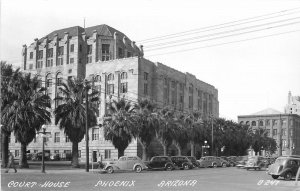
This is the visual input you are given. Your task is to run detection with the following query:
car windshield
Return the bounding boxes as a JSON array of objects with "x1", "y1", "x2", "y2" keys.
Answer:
[{"x1": 274, "y1": 158, "x2": 287, "y2": 165}]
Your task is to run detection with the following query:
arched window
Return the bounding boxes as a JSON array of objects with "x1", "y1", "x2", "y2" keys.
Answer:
[
  {"x1": 240, "y1": 121, "x2": 244, "y2": 125},
  {"x1": 246, "y1": 121, "x2": 250, "y2": 125},
  {"x1": 94, "y1": 75, "x2": 101, "y2": 82},
  {"x1": 56, "y1": 72, "x2": 63, "y2": 107},
  {"x1": 259, "y1": 121, "x2": 264, "y2": 126},
  {"x1": 107, "y1": 74, "x2": 114, "y2": 81},
  {"x1": 120, "y1": 72, "x2": 127, "y2": 80},
  {"x1": 251, "y1": 121, "x2": 256, "y2": 126}
]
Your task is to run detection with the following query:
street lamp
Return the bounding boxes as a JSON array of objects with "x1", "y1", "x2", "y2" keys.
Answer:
[
  {"x1": 202, "y1": 140, "x2": 210, "y2": 157},
  {"x1": 84, "y1": 79, "x2": 90, "y2": 172},
  {"x1": 37, "y1": 125, "x2": 50, "y2": 173}
]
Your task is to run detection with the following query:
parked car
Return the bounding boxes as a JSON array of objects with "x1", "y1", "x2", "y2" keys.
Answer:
[
  {"x1": 197, "y1": 156, "x2": 228, "y2": 168},
  {"x1": 171, "y1": 156, "x2": 194, "y2": 170},
  {"x1": 146, "y1": 156, "x2": 175, "y2": 171},
  {"x1": 267, "y1": 155, "x2": 300, "y2": 180},
  {"x1": 236, "y1": 156, "x2": 248, "y2": 168},
  {"x1": 220, "y1": 156, "x2": 236, "y2": 167},
  {"x1": 104, "y1": 156, "x2": 147, "y2": 174},
  {"x1": 26, "y1": 153, "x2": 33, "y2": 160},
  {"x1": 32, "y1": 152, "x2": 50, "y2": 161},
  {"x1": 244, "y1": 156, "x2": 268, "y2": 170},
  {"x1": 50, "y1": 153, "x2": 60, "y2": 161},
  {"x1": 187, "y1": 156, "x2": 200, "y2": 168}
]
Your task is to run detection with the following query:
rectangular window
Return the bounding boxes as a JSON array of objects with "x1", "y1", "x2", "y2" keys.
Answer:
[
  {"x1": 189, "y1": 96, "x2": 193, "y2": 109},
  {"x1": 47, "y1": 48, "x2": 53, "y2": 58},
  {"x1": 92, "y1": 128, "x2": 99, "y2": 141},
  {"x1": 104, "y1": 149, "x2": 111, "y2": 159},
  {"x1": 266, "y1": 129, "x2": 270, "y2": 136},
  {"x1": 30, "y1": 52, "x2": 33, "y2": 59},
  {"x1": 78, "y1": 150, "x2": 81, "y2": 158},
  {"x1": 144, "y1": 83, "x2": 148, "y2": 95},
  {"x1": 87, "y1": 56, "x2": 92, "y2": 63},
  {"x1": 15, "y1": 150, "x2": 19, "y2": 157},
  {"x1": 47, "y1": 60, "x2": 50, "y2": 67},
  {"x1": 70, "y1": 58, "x2": 74, "y2": 64},
  {"x1": 118, "y1": 47, "x2": 123, "y2": 58},
  {"x1": 120, "y1": 82, "x2": 128, "y2": 93},
  {"x1": 57, "y1": 78, "x2": 62, "y2": 86},
  {"x1": 70, "y1": 44, "x2": 74, "y2": 52},
  {"x1": 102, "y1": 44, "x2": 110, "y2": 61},
  {"x1": 87, "y1": 45, "x2": 92, "y2": 55},
  {"x1": 58, "y1": 46, "x2": 64, "y2": 56},
  {"x1": 65, "y1": 135, "x2": 70, "y2": 142},
  {"x1": 57, "y1": 57, "x2": 63, "y2": 65},
  {"x1": 273, "y1": 129, "x2": 277, "y2": 136},
  {"x1": 107, "y1": 84, "x2": 114, "y2": 95},
  {"x1": 38, "y1": 50, "x2": 43, "y2": 59},
  {"x1": 54, "y1": 132, "x2": 60, "y2": 143},
  {"x1": 144, "y1": 72, "x2": 148, "y2": 81},
  {"x1": 51, "y1": 59, "x2": 53, "y2": 67},
  {"x1": 282, "y1": 129, "x2": 286, "y2": 136},
  {"x1": 29, "y1": 64, "x2": 33, "y2": 70}
]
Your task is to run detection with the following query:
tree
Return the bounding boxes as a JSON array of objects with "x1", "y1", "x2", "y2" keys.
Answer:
[
  {"x1": 132, "y1": 99, "x2": 157, "y2": 161},
  {"x1": 54, "y1": 78, "x2": 99, "y2": 167},
  {"x1": 103, "y1": 99, "x2": 135, "y2": 158},
  {"x1": 154, "y1": 108, "x2": 177, "y2": 156},
  {"x1": 1, "y1": 61, "x2": 20, "y2": 167},
  {"x1": 2, "y1": 72, "x2": 51, "y2": 168}
]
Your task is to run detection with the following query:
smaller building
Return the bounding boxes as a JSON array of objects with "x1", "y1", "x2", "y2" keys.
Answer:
[
  {"x1": 238, "y1": 108, "x2": 300, "y2": 156},
  {"x1": 285, "y1": 91, "x2": 300, "y2": 116}
]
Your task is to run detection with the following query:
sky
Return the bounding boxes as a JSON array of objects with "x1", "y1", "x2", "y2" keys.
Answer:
[{"x1": 1, "y1": 0, "x2": 300, "y2": 121}]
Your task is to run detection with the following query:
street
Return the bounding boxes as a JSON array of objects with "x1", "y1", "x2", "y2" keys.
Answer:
[{"x1": 1, "y1": 163, "x2": 299, "y2": 191}]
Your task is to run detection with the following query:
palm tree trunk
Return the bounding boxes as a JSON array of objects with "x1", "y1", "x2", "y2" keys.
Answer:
[
  {"x1": 118, "y1": 148, "x2": 125, "y2": 158},
  {"x1": 190, "y1": 141, "x2": 195, "y2": 157},
  {"x1": 1, "y1": 132, "x2": 9, "y2": 167},
  {"x1": 71, "y1": 142, "x2": 79, "y2": 168},
  {"x1": 19, "y1": 143, "x2": 29, "y2": 168},
  {"x1": 174, "y1": 142, "x2": 182, "y2": 156},
  {"x1": 162, "y1": 144, "x2": 167, "y2": 156},
  {"x1": 138, "y1": 139, "x2": 148, "y2": 161}
]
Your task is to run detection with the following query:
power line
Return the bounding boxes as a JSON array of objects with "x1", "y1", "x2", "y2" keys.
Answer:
[
  {"x1": 145, "y1": 20, "x2": 300, "y2": 52},
  {"x1": 137, "y1": 7, "x2": 300, "y2": 43},
  {"x1": 146, "y1": 29, "x2": 300, "y2": 57},
  {"x1": 145, "y1": 16, "x2": 300, "y2": 49}
]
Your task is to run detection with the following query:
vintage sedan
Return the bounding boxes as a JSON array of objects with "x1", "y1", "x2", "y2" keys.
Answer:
[
  {"x1": 244, "y1": 156, "x2": 267, "y2": 170},
  {"x1": 268, "y1": 155, "x2": 300, "y2": 180},
  {"x1": 146, "y1": 156, "x2": 175, "y2": 171},
  {"x1": 197, "y1": 156, "x2": 228, "y2": 168},
  {"x1": 104, "y1": 156, "x2": 148, "y2": 173}
]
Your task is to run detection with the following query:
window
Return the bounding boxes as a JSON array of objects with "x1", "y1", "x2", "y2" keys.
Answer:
[
  {"x1": 54, "y1": 150, "x2": 59, "y2": 154},
  {"x1": 30, "y1": 52, "x2": 33, "y2": 59},
  {"x1": 37, "y1": 61, "x2": 43, "y2": 68},
  {"x1": 266, "y1": 129, "x2": 270, "y2": 136},
  {"x1": 282, "y1": 129, "x2": 286, "y2": 136},
  {"x1": 78, "y1": 150, "x2": 81, "y2": 158},
  {"x1": 29, "y1": 64, "x2": 33, "y2": 70},
  {"x1": 107, "y1": 84, "x2": 114, "y2": 95},
  {"x1": 92, "y1": 128, "x2": 99, "y2": 141},
  {"x1": 57, "y1": 57, "x2": 63, "y2": 65},
  {"x1": 107, "y1": 74, "x2": 114, "y2": 81},
  {"x1": 94, "y1": 75, "x2": 101, "y2": 82},
  {"x1": 15, "y1": 150, "x2": 19, "y2": 157},
  {"x1": 46, "y1": 78, "x2": 52, "y2": 88},
  {"x1": 87, "y1": 45, "x2": 92, "y2": 55},
  {"x1": 87, "y1": 56, "x2": 92, "y2": 63},
  {"x1": 70, "y1": 58, "x2": 74, "y2": 64},
  {"x1": 38, "y1": 50, "x2": 43, "y2": 59},
  {"x1": 58, "y1": 46, "x2": 64, "y2": 56},
  {"x1": 34, "y1": 150, "x2": 38, "y2": 153},
  {"x1": 144, "y1": 72, "x2": 148, "y2": 81},
  {"x1": 259, "y1": 121, "x2": 264, "y2": 127},
  {"x1": 70, "y1": 44, "x2": 74, "y2": 52},
  {"x1": 127, "y1": 52, "x2": 132, "y2": 57},
  {"x1": 189, "y1": 95, "x2": 193, "y2": 109},
  {"x1": 120, "y1": 82, "x2": 128, "y2": 93},
  {"x1": 118, "y1": 47, "x2": 123, "y2": 58},
  {"x1": 47, "y1": 48, "x2": 53, "y2": 58},
  {"x1": 79, "y1": 44, "x2": 82, "y2": 52},
  {"x1": 251, "y1": 121, "x2": 256, "y2": 126},
  {"x1": 65, "y1": 135, "x2": 70, "y2": 142},
  {"x1": 144, "y1": 83, "x2": 148, "y2": 95},
  {"x1": 273, "y1": 129, "x2": 277, "y2": 136},
  {"x1": 57, "y1": 77, "x2": 62, "y2": 86},
  {"x1": 120, "y1": 72, "x2": 127, "y2": 79},
  {"x1": 104, "y1": 149, "x2": 111, "y2": 159},
  {"x1": 102, "y1": 44, "x2": 110, "y2": 61},
  {"x1": 54, "y1": 132, "x2": 60, "y2": 143}
]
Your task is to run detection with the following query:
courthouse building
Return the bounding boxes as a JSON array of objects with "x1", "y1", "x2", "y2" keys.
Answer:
[
  {"x1": 9, "y1": 24, "x2": 219, "y2": 161},
  {"x1": 238, "y1": 108, "x2": 300, "y2": 156}
]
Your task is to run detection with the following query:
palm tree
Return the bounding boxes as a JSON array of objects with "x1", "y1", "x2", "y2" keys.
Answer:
[
  {"x1": 154, "y1": 107, "x2": 177, "y2": 156},
  {"x1": 54, "y1": 78, "x2": 99, "y2": 167},
  {"x1": 1, "y1": 61, "x2": 20, "y2": 167},
  {"x1": 103, "y1": 99, "x2": 135, "y2": 158},
  {"x1": 132, "y1": 99, "x2": 158, "y2": 161},
  {"x1": 2, "y1": 73, "x2": 51, "y2": 168},
  {"x1": 172, "y1": 112, "x2": 188, "y2": 156}
]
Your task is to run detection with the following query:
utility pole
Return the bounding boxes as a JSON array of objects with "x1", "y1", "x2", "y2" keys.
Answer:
[{"x1": 84, "y1": 79, "x2": 90, "y2": 172}]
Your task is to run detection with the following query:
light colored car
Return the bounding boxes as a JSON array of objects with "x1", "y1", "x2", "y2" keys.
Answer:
[
  {"x1": 104, "y1": 156, "x2": 147, "y2": 173},
  {"x1": 244, "y1": 156, "x2": 268, "y2": 170},
  {"x1": 197, "y1": 156, "x2": 228, "y2": 168},
  {"x1": 236, "y1": 156, "x2": 248, "y2": 168},
  {"x1": 268, "y1": 155, "x2": 300, "y2": 180}
]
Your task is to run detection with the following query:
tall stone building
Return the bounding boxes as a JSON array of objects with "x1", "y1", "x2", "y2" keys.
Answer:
[
  {"x1": 285, "y1": 91, "x2": 300, "y2": 116},
  {"x1": 9, "y1": 24, "x2": 219, "y2": 161},
  {"x1": 238, "y1": 108, "x2": 300, "y2": 156}
]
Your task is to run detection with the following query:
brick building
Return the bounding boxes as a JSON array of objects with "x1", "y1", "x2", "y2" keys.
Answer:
[
  {"x1": 9, "y1": 24, "x2": 219, "y2": 161},
  {"x1": 238, "y1": 108, "x2": 300, "y2": 156}
]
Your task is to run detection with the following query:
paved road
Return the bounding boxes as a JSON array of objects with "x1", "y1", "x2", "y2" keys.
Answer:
[{"x1": 1, "y1": 166, "x2": 299, "y2": 191}]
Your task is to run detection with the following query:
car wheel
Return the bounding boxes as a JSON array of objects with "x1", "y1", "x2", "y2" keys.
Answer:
[
  {"x1": 106, "y1": 167, "x2": 114, "y2": 174},
  {"x1": 183, "y1": 164, "x2": 189, "y2": 170},
  {"x1": 222, "y1": 163, "x2": 227, "y2": 168},
  {"x1": 284, "y1": 171, "x2": 292, "y2": 181},
  {"x1": 271, "y1": 175, "x2": 279, "y2": 180},
  {"x1": 213, "y1": 163, "x2": 217, "y2": 168},
  {"x1": 166, "y1": 164, "x2": 173, "y2": 171},
  {"x1": 135, "y1": 165, "x2": 142, "y2": 173}
]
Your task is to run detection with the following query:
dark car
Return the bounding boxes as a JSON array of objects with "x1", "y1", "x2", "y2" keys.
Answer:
[
  {"x1": 268, "y1": 155, "x2": 300, "y2": 180},
  {"x1": 187, "y1": 156, "x2": 200, "y2": 168},
  {"x1": 32, "y1": 152, "x2": 50, "y2": 161},
  {"x1": 50, "y1": 153, "x2": 60, "y2": 161},
  {"x1": 146, "y1": 156, "x2": 175, "y2": 171},
  {"x1": 171, "y1": 156, "x2": 194, "y2": 170},
  {"x1": 221, "y1": 156, "x2": 236, "y2": 167}
]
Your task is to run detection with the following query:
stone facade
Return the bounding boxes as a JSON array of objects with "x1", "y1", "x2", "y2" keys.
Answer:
[
  {"x1": 9, "y1": 24, "x2": 219, "y2": 161},
  {"x1": 238, "y1": 109, "x2": 300, "y2": 156}
]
